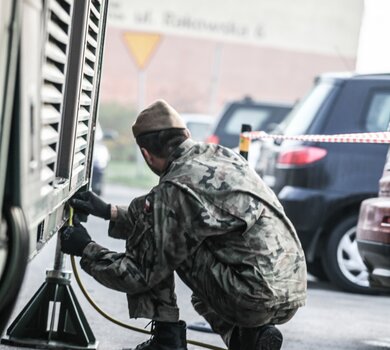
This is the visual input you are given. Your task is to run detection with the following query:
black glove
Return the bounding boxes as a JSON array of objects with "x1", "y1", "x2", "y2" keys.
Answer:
[
  {"x1": 73, "y1": 211, "x2": 89, "y2": 224},
  {"x1": 60, "y1": 223, "x2": 92, "y2": 256},
  {"x1": 70, "y1": 191, "x2": 111, "y2": 220}
]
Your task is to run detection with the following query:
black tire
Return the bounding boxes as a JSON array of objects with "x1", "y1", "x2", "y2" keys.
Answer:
[
  {"x1": 0, "y1": 206, "x2": 29, "y2": 334},
  {"x1": 307, "y1": 258, "x2": 329, "y2": 281},
  {"x1": 322, "y1": 215, "x2": 375, "y2": 294}
]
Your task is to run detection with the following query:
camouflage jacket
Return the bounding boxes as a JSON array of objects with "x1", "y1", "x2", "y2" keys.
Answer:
[{"x1": 81, "y1": 139, "x2": 307, "y2": 309}]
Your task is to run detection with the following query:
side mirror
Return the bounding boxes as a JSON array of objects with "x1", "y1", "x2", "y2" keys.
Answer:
[
  {"x1": 265, "y1": 123, "x2": 278, "y2": 133},
  {"x1": 103, "y1": 129, "x2": 119, "y2": 141}
]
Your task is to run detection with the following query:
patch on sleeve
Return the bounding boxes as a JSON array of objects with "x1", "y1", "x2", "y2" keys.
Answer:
[{"x1": 143, "y1": 197, "x2": 152, "y2": 213}]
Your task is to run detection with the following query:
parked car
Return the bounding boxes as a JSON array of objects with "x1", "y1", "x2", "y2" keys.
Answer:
[
  {"x1": 181, "y1": 113, "x2": 216, "y2": 142},
  {"x1": 206, "y1": 96, "x2": 292, "y2": 148},
  {"x1": 255, "y1": 72, "x2": 390, "y2": 293},
  {"x1": 357, "y1": 145, "x2": 390, "y2": 290},
  {"x1": 91, "y1": 123, "x2": 110, "y2": 195}
]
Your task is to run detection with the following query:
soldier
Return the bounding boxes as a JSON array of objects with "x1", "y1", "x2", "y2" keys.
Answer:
[{"x1": 60, "y1": 100, "x2": 307, "y2": 350}]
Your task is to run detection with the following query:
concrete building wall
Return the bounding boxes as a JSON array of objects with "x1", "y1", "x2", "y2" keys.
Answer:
[{"x1": 100, "y1": 27, "x2": 356, "y2": 115}]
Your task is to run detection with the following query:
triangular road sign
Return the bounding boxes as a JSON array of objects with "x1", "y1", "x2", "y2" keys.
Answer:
[{"x1": 123, "y1": 32, "x2": 161, "y2": 70}]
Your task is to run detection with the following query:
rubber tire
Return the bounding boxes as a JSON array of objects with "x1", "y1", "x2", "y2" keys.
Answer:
[
  {"x1": 0, "y1": 206, "x2": 29, "y2": 334},
  {"x1": 307, "y1": 258, "x2": 329, "y2": 281},
  {"x1": 322, "y1": 215, "x2": 375, "y2": 294}
]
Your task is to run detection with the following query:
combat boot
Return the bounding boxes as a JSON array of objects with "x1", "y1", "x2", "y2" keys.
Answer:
[
  {"x1": 124, "y1": 320, "x2": 187, "y2": 350},
  {"x1": 240, "y1": 324, "x2": 283, "y2": 350}
]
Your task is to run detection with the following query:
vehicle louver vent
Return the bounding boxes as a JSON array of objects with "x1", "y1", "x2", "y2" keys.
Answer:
[
  {"x1": 72, "y1": 0, "x2": 101, "y2": 175},
  {"x1": 41, "y1": 0, "x2": 73, "y2": 195}
]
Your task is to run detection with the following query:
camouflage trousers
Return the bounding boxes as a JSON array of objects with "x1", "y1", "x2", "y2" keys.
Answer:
[{"x1": 126, "y1": 244, "x2": 297, "y2": 348}]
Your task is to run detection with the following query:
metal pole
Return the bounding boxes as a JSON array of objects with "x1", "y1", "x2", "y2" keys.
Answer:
[
  {"x1": 208, "y1": 43, "x2": 223, "y2": 115},
  {"x1": 136, "y1": 69, "x2": 146, "y2": 174},
  {"x1": 138, "y1": 69, "x2": 146, "y2": 112},
  {"x1": 52, "y1": 235, "x2": 67, "y2": 273}
]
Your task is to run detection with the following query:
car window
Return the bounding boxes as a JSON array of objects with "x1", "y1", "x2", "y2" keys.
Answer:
[
  {"x1": 186, "y1": 121, "x2": 213, "y2": 141},
  {"x1": 365, "y1": 92, "x2": 390, "y2": 132},
  {"x1": 224, "y1": 107, "x2": 271, "y2": 134},
  {"x1": 281, "y1": 81, "x2": 335, "y2": 135}
]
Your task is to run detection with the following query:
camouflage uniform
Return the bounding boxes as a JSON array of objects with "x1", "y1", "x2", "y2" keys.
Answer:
[{"x1": 81, "y1": 139, "x2": 307, "y2": 346}]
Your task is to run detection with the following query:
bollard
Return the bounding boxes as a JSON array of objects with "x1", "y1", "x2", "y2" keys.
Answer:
[{"x1": 239, "y1": 124, "x2": 252, "y2": 160}]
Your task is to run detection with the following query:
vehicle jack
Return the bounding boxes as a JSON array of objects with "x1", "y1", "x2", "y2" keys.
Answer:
[{"x1": 1, "y1": 237, "x2": 97, "y2": 349}]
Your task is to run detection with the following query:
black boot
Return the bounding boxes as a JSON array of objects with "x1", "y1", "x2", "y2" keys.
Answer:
[
  {"x1": 255, "y1": 325, "x2": 283, "y2": 350},
  {"x1": 124, "y1": 321, "x2": 188, "y2": 350},
  {"x1": 240, "y1": 324, "x2": 283, "y2": 350}
]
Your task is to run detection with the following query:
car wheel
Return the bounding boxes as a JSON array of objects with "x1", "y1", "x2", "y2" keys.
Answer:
[
  {"x1": 306, "y1": 258, "x2": 328, "y2": 281},
  {"x1": 322, "y1": 215, "x2": 374, "y2": 294}
]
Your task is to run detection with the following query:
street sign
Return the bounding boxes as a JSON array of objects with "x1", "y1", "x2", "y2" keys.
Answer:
[
  {"x1": 123, "y1": 32, "x2": 161, "y2": 69},
  {"x1": 110, "y1": 0, "x2": 363, "y2": 56}
]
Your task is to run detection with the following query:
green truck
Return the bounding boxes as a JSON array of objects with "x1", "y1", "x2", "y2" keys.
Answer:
[{"x1": 0, "y1": 0, "x2": 109, "y2": 338}]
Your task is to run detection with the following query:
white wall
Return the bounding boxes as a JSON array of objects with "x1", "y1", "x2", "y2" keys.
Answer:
[
  {"x1": 356, "y1": 0, "x2": 390, "y2": 73},
  {"x1": 108, "y1": 0, "x2": 363, "y2": 57}
]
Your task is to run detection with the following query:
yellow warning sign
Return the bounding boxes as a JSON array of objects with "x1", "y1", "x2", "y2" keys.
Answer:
[{"x1": 123, "y1": 32, "x2": 161, "y2": 70}]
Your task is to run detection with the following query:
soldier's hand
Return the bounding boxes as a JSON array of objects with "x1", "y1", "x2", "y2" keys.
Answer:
[
  {"x1": 70, "y1": 191, "x2": 111, "y2": 220},
  {"x1": 60, "y1": 223, "x2": 92, "y2": 256},
  {"x1": 73, "y1": 211, "x2": 89, "y2": 224}
]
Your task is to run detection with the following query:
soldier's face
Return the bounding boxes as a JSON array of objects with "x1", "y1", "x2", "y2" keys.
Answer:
[
  {"x1": 146, "y1": 161, "x2": 163, "y2": 176},
  {"x1": 141, "y1": 148, "x2": 166, "y2": 176}
]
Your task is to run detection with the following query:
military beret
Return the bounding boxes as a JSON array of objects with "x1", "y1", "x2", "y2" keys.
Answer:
[{"x1": 132, "y1": 99, "x2": 186, "y2": 138}]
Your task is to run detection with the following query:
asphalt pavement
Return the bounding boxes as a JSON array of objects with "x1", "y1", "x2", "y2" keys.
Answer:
[{"x1": 1, "y1": 184, "x2": 390, "y2": 350}]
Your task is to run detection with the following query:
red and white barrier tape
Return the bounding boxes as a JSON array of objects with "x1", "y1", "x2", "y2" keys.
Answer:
[{"x1": 242, "y1": 131, "x2": 390, "y2": 144}]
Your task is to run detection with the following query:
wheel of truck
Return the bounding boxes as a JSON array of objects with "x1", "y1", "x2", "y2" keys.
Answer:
[
  {"x1": 0, "y1": 206, "x2": 29, "y2": 334},
  {"x1": 322, "y1": 215, "x2": 374, "y2": 294}
]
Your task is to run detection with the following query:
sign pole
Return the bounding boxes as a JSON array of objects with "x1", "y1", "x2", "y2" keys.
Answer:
[
  {"x1": 209, "y1": 42, "x2": 223, "y2": 115},
  {"x1": 135, "y1": 69, "x2": 146, "y2": 174},
  {"x1": 123, "y1": 32, "x2": 162, "y2": 175}
]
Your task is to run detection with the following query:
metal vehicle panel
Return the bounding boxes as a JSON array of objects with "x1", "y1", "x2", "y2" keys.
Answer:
[{"x1": 0, "y1": 0, "x2": 109, "y2": 333}]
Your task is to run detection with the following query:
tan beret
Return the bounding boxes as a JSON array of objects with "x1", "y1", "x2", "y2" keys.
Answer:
[{"x1": 132, "y1": 99, "x2": 186, "y2": 138}]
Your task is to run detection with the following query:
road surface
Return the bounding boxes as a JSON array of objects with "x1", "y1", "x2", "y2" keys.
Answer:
[{"x1": 1, "y1": 184, "x2": 390, "y2": 350}]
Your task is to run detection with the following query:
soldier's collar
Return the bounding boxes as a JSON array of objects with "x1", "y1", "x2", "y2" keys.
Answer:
[
  {"x1": 161, "y1": 138, "x2": 196, "y2": 177},
  {"x1": 169, "y1": 138, "x2": 196, "y2": 162}
]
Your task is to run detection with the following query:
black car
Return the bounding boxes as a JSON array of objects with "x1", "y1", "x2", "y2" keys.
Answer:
[
  {"x1": 256, "y1": 72, "x2": 390, "y2": 293},
  {"x1": 207, "y1": 96, "x2": 292, "y2": 148}
]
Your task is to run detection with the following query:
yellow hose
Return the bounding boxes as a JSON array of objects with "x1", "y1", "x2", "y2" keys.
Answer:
[
  {"x1": 70, "y1": 257, "x2": 227, "y2": 350},
  {"x1": 68, "y1": 207, "x2": 227, "y2": 350}
]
